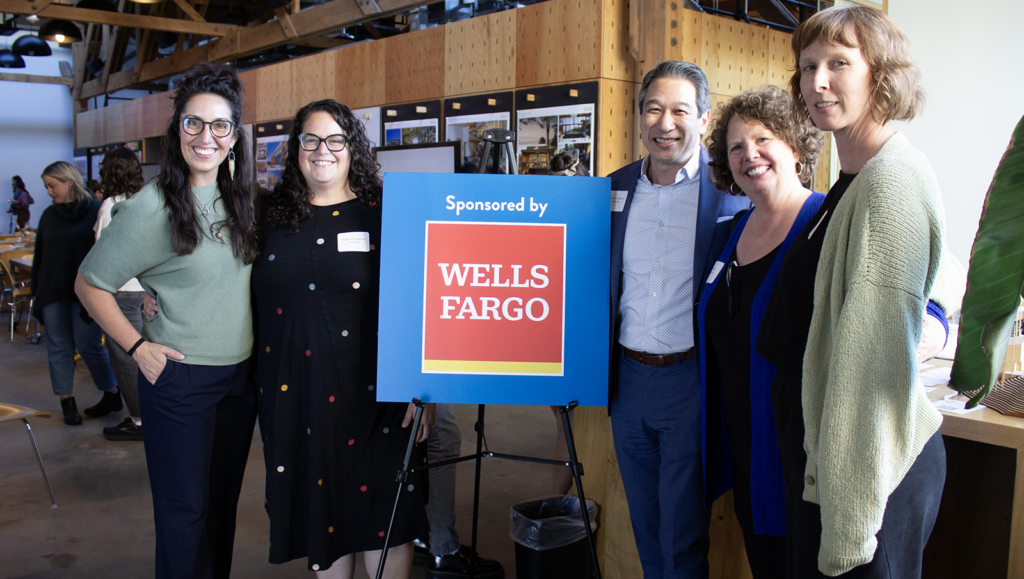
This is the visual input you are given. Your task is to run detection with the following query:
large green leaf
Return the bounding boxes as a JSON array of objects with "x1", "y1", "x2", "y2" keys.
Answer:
[{"x1": 950, "y1": 114, "x2": 1024, "y2": 407}]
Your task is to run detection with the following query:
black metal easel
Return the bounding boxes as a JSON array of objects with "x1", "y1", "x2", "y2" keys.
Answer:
[{"x1": 376, "y1": 130, "x2": 601, "y2": 579}]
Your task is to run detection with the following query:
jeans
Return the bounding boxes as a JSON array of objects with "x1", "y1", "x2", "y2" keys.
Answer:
[
  {"x1": 41, "y1": 301, "x2": 116, "y2": 397},
  {"x1": 425, "y1": 403, "x2": 462, "y2": 557},
  {"x1": 105, "y1": 291, "x2": 145, "y2": 417}
]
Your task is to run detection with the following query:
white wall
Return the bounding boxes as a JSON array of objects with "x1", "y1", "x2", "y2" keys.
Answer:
[
  {"x1": 889, "y1": 0, "x2": 1024, "y2": 266},
  {"x1": 0, "y1": 32, "x2": 74, "y2": 232}
]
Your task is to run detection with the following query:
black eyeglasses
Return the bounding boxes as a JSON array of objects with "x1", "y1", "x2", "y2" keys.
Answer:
[
  {"x1": 182, "y1": 117, "x2": 235, "y2": 138},
  {"x1": 298, "y1": 133, "x2": 350, "y2": 152},
  {"x1": 725, "y1": 260, "x2": 739, "y2": 321}
]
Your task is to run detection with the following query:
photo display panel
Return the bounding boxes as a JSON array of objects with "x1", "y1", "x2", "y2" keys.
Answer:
[
  {"x1": 378, "y1": 173, "x2": 610, "y2": 406},
  {"x1": 515, "y1": 82, "x2": 598, "y2": 177},
  {"x1": 383, "y1": 100, "x2": 441, "y2": 146},
  {"x1": 444, "y1": 92, "x2": 514, "y2": 173}
]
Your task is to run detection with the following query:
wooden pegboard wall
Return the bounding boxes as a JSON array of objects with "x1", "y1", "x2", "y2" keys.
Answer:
[
  {"x1": 294, "y1": 51, "x2": 337, "y2": 111},
  {"x1": 385, "y1": 26, "x2": 446, "y2": 104},
  {"x1": 768, "y1": 30, "x2": 795, "y2": 89},
  {"x1": 597, "y1": 78, "x2": 637, "y2": 176},
  {"x1": 445, "y1": 10, "x2": 516, "y2": 96},
  {"x1": 600, "y1": 0, "x2": 635, "y2": 82},
  {"x1": 516, "y1": 0, "x2": 602, "y2": 87},
  {"x1": 701, "y1": 16, "x2": 768, "y2": 96},
  {"x1": 256, "y1": 59, "x2": 298, "y2": 124},
  {"x1": 334, "y1": 40, "x2": 385, "y2": 111}
]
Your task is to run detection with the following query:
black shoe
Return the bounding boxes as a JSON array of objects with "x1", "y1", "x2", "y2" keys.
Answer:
[
  {"x1": 413, "y1": 538, "x2": 432, "y2": 567},
  {"x1": 84, "y1": 389, "x2": 123, "y2": 418},
  {"x1": 427, "y1": 546, "x2": 504, "y2": 579},
  {"x1": 61, "y1": 397, "x2": 83, "y2": 425},
  {"x1": 103, "y1": 417, "x2": 143, "y2": 441}
]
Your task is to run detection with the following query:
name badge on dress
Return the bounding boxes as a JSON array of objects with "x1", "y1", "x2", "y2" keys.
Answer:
[
  {"x1": 611, "y1": 190, "x2": 628, "y2": 213},
  {"x1": 337, "y1": 232, "x2": 370, "y2": 252}
]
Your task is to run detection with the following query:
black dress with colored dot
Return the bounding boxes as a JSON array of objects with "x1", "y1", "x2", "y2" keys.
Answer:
[{"x1": 253, "y1": 199, "x2": 427, "y2": 571}]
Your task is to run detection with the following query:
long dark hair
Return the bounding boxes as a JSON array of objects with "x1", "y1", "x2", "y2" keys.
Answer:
[
  {"x1": 160, "y1": 62, "x2": 258, "y2": 264},
  {"x1": 100, "y1": 147, "x2": 145, "y2": 199},
  {"x1": 261, "y1": 99, "x2": 381, "y2": 229},
  {"x1": 12, "y1": 175, "x2": 25, "y2": 191}
]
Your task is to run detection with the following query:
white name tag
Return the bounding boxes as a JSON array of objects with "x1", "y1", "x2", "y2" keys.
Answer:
[
  {"x1": 337, "y1": 232, "x2": 370, "y2": 252},
  {"x1": 611, "y1": 190, "x2": 628, "y2": 212},
  {"x1": 706, "y1": 261, "x2": 725, "y2": 284}
]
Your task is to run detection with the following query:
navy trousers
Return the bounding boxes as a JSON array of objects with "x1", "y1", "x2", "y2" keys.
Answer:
[
  {"x1": 138, "y1": 358, "x2": 257, "y2": 579},
  {"x1": 611, "y1": 351, "x2": 709, "y2": 579}
]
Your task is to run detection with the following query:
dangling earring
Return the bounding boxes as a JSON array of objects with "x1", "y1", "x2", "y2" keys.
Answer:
[
  {"x1": 228, "y1": 150, "x2": 236, "y2": 181},
  {"x1": 795, "y1": 161, "x2": 804, "y2": 177}
]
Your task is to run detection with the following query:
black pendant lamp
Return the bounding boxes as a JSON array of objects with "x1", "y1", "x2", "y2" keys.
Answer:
[
  {"x1": 0, "y1": 48, "x2": 26, "y2": 68},
  {"x1": 38, "y1": 19, "x2": 83, "y2": 43},
  {"x1": 12, "y1": 34, "x2": 52, "y2": 56}
]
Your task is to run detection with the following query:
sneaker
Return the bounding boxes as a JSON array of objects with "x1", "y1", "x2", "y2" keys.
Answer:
[
  {"x1": 103, "y1": 417, "x2": 143, "y2": 441},
  {"x1": 61, "y1": 397, "x2": 83, "y2": 426},
  {"x1": 427, "y1": 546, "x2": 504, "y2": 579},
  {"x1": 84, "y1": 389, "x2": 123, "y2": 418}
]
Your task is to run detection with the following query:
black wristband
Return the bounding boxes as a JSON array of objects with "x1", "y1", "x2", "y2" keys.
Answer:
[{"x1": 127, "y1": 337, "x2": 146, "y2": 357}]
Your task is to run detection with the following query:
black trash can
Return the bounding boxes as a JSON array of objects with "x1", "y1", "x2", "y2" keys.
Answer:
[{"x1": 509, "y1": 495, "x2": 598, "y2": 579}]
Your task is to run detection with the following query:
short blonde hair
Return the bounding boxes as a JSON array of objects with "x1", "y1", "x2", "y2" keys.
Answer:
[
  {"x1": 789, "y1": 6, "x2": 923, "y2": 126},
  {"x1": 707, "y1": 85, "x2": 823, "y2": 194},
  {"x1": 41, "y1": 161, "x2": 90, "y2": 204}
]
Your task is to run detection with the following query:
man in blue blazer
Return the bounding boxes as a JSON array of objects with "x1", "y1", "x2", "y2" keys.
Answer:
[{"x1": 608, "y1": 61, "x2": 748, "y2": 579}]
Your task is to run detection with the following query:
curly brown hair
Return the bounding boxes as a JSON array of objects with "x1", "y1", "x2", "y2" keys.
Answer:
[
  {"x1": 261, "y1": 99, "x2": 381, "y2": 229},
  {"x1": 789, "y1": 6, "x2": 923, "y2": 126},
  {"x1": 100, "y1": 146, "x2": 145, "y2": 198},
  {"x1": 706, "y1": 85, "x2": 823, "y2": 195}
]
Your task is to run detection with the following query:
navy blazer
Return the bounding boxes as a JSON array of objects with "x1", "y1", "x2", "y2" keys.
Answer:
[{"x1": 608, "y1": 147, "x2": 750, "y2": 401}]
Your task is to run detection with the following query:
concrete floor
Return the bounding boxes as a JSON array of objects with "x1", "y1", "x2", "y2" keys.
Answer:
[{"x1": 0, "y1": 330, "x2": 565, "y2": 578}]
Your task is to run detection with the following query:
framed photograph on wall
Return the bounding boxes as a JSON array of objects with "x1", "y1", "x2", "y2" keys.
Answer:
[
  {"x1": 515, "y1": 82, "x2": 598, "y2": 176},
  {"x1": 383, "y1": 100, "x2": 441, "y2": 147},
  {"x1": 351, "y1": 107, "x2": 382, "y2": 149},
  {"x1": 444, "y1": 92, "x2": 513, "y2": 173},
  {"x1": 254, "y1": 120, "x2": 292, "y2": 190}
]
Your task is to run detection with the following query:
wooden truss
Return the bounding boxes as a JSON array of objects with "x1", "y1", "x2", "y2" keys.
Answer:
[{"x1": 0, "y1": 0, "x2": 435, "y2": 100}]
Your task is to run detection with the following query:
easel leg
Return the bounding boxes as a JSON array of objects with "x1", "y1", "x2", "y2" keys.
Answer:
[
  {"x1": 470, "y1": 403, "x2": 486, "y2": 577},
  {"x1": 561, "y1": 402, "x2": 602, "y2": 579},
  {"x1": 377, "y1": 398, "x2": 424, "y2": 579}
]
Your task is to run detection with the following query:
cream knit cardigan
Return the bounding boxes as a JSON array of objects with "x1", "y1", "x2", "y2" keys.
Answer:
[{"x1": 801, "y1": 133, "x2": 946, "y2": 576}]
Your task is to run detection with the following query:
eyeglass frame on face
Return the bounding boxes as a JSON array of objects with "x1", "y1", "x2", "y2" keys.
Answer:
[
  {"x1": 181, "y1": 116, "x2": 235, "y2": 138},
  {"x1": 298, "y1": 133, "x2": 350, "y2": 152}
]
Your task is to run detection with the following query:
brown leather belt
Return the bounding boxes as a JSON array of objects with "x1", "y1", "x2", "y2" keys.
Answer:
[{"x1": 623, "y1": 346, "x2": 696, "y2": 367}]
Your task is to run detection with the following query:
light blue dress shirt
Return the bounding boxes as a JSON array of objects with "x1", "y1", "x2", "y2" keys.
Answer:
[{"x1": 618, "y1": 151, "x2": 702, "y2": 354}]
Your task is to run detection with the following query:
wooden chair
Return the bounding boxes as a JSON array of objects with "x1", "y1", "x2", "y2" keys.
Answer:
[
  {"x1": 0, "y1": 404, "x2": 57, "y2": 507},
  {"x1": 0, "y1": 255, "x2": 35, "y2": 340}
]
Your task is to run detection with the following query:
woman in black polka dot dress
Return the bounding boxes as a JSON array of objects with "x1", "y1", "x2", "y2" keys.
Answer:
[{"x1": 253, "y1": 99, "x2": 432, "y2": 578}]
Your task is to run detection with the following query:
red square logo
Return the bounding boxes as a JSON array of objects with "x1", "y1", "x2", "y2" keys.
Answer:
[{"x1": 423, "y1": 222, "x2": 565, "y2": 375}]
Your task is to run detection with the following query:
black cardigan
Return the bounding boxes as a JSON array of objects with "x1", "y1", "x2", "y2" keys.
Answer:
[{"x1": 31, "y1": 197, "x2": 101, "y2": 320}]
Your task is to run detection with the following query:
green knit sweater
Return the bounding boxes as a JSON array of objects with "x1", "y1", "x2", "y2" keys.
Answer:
[
  {"x1": 79, "y1": 181, "x2": 253, "y2": 366},
  {"x1": 802, "y1": 133, "x2": 945, "y2": 576}
]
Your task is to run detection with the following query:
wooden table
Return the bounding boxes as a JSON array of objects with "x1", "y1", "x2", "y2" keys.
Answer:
[
  {"x1": 10, "y1": 257, "x2": 32, "y2": 274},
  {"x1": 922, "y1": 360, "x2": 1024, "y2": 579}
]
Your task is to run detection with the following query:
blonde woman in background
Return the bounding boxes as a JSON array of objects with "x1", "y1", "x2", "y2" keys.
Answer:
[{"x1": 32, "y1": 161, "x2": 119, "y2": 426}]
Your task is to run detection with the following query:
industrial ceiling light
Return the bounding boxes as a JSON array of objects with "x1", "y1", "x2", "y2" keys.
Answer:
[
  {"x1": 0, "y1": 48, "x2": 26, "y2": 68},
  {"x1": 38, "y1": 19, "x2": 83, "y2": 43},
  {"x1": 12, "y1": 34, "x2": 52, "y2": 56},
  {"x1": 126, "y1": 0, "x2": 164, "y2": 5},
  {"x1": 26, "y1": 14, "x2": 39, "y2": 23}
]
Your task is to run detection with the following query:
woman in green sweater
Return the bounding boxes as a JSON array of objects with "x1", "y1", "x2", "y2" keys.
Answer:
[
  {"x1": 76, "y1": 62, "x2": 259, "y2": 579},
  {"x1": 757, "y1": 7, "x2": 948, "y2": 578}
]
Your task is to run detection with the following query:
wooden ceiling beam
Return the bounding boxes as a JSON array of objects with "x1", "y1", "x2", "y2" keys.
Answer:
[
  {"x1": 0, "y1": 72, "x2": 74, "y2": 86},
  {"x1": 170, "y1": 0, "x2": 206, "y2": 22},
  {"x1": 0, "y1": 0, "x2": 237, "y2": 36},
  {"x1": 207, "y1": 0, "x2": 433, "y2": 61}
]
